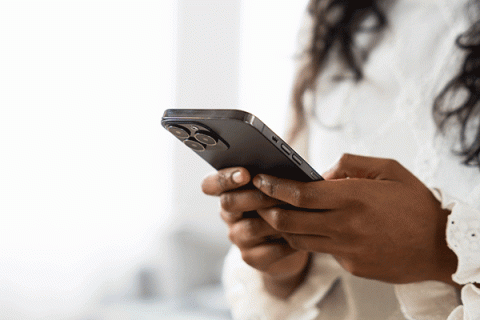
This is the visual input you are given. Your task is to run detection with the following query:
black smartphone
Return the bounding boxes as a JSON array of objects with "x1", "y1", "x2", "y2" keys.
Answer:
[{"x1": 162, "y1": 109, "x2": 322, "y2": 182}]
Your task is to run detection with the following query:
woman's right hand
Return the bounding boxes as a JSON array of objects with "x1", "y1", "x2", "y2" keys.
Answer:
[{"x1": 201, "y1": 167, "x2": 311, "y2": 299}]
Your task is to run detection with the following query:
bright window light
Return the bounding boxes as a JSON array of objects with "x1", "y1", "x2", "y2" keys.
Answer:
[
  {"x1": 0, "y1": 1, "x2": 176, "y2": 319},
  {"x1": 239, "y1": 0, "x2": 310, "y2": 135}
]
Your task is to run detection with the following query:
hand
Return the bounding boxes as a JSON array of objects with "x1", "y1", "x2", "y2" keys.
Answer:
[
  {"x1": 201, "y1": 167, "x2": 311, "y2": 298},
  {"x1": 253, "y1": 154, "x2": 458, "y2": 286}
]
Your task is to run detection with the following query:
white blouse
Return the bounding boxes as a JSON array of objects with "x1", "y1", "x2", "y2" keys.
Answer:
[{"x1": 222, "y1": 0, "x2": 480, "y2": 319}]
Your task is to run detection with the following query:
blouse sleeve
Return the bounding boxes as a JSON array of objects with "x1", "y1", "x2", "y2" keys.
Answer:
[
  {"x1": 393, "y1": 188, "x2": 480, "y2": 320},
  {"x1": 221, "y1": 246, "x2": 355, "y2": 320}
]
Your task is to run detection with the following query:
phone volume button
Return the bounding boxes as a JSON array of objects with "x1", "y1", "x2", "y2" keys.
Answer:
[
  {"x1": 310, "y1": 171, "x2": 321, "y2": 180},
  {"x1": 281, "y1": 144, "x2": 291, "y2": 155},
  {"x1": 292, "y1": 154, "x2": 302, "y2": 165}
]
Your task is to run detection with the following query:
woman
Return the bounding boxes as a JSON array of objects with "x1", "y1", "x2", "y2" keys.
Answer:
[{"x1": 202, "y1": 0, "x2": 480, "y2": 319}]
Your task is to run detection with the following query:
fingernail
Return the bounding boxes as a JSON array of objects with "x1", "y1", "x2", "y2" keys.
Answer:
[{"x1": 232, "y1": 171, "x2": 244, "y2": 184}]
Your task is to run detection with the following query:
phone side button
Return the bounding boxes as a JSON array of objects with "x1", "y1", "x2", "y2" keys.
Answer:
[
  {"x1": 281, "y1": 144, "x2": 291, "y2": 155},
  {"x1": 292, "y1": 154, "x2": 302, "y2": 165},
  {"x1": 310, "y1": 171, "x2": 321, "y2": 180}
]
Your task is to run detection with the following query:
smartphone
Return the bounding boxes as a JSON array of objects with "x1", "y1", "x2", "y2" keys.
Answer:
[{"x1": 162, "y1": 109, "x2": 322, "y2": 182}]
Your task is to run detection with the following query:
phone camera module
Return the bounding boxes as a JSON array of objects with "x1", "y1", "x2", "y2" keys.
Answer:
[
  {"x1": 167, "y1": 125, "x2": 190, "y2": 139},
  {"x1": 184, "y1": 138, "x2": 206, "y2": 152},
  {"x1": 194, "y1": 132, "x2": 217, "y2": 146}
]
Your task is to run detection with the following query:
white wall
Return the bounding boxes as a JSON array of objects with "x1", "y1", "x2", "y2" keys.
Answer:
[
  {"x1": 0, "y1": 1, "x2": 176, "y2": 319},
  {"x1": 170, "y1": 0, "x2": 241, "y2": 232},
  {"x1": 239, "y1": 0, "x2": 310, "y2": 134},
  {"x1": 161, "y1": 0, "x2": 241, "y2": 298}
]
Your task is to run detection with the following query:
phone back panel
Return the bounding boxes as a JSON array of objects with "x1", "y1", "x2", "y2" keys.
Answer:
[{"x1": 162, "y1": 109, "x2": 322, "y2": 182}]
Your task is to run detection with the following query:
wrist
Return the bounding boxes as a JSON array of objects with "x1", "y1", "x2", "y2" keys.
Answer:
[
  {"x1": 434, "y1": 245, "x2": 462, "y2": 290},
  {"x1": 430, "y1": 208, "x2": 461, "y2": 289}
]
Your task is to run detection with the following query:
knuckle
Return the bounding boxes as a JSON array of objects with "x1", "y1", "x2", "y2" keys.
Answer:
[
  {"x1": 220, "y1": 193, "x2": 235, "y2": 211},
  {"x1": 269, "y1": 208, "x2": 290, "y2": 231},
  {"x1": 227, "y1": 227, "x2": 236, "y2": 243},
  {"x1": 381, "y1": 158, "x2": 400, "y2": 174},
  {"x1": 291, "y1": 186, "x2": 310, "y2": 207},
  {"x1": 289, "y1": 187, "x2": 302, "y2": 207},
  {"x1": 258, "y1": 176, "x2": 280, "y2": 199},
  {"x1": 228, "y1": 222, "x2": 249, "y2": 245},
  {"x1": 341, "y1": 207, "x2": 365, "y2": 232},
  {"x1": 219, "y1": 210, "x2": 228, "y2": 223},
  {"x1": 344, "y1": 217, "x2": 362, "y2": 236},
  {"x1": 217, "y1": 172, "x2": 229, "y2": 191},
  {"x1": 264, "y1": 179, "x2": 277, "y2": 197},
  {"x1": 388, "y1": 158, "x2": 400, "y2": 167},
  {"x1": 283, "y1": 234, "x2": 302, "y2": 250},
  {"x1": 254, "y1": 189, "x2": 268, "y2": 203},
  {"x1": 241, "y1": 219, "x2": 258, "y2": 238},
  {"x1": 338, "y1": 153, "x2": 354, "y2": 167},
  {"x1": 241, "y1": 251, "x2": 257, "y2": 268},
  {"x1": 228, "y1": 219, "x2": 260, "y2": 246}
]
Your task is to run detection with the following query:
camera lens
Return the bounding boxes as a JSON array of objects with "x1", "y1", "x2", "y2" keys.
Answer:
[
  {"x1": 167, "y1": 125, "x2": 190, "y2": 139},
  {"x1": 194, "y1": 132, "x2": 217, "y2": 146},
  {"x1": 184, "y1": 138, "x2": 206, "y2": 152}
]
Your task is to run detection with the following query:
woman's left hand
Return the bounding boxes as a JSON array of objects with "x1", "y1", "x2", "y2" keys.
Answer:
[{"x1": 253, "y1": 154, "x2": 459, "y2": 286}]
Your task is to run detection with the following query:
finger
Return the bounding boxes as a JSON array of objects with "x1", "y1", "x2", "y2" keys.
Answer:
[
  {"x1": 257, "y1": 207, "x2": 334, "y2": 236},
  {"x1": 201, "y1": 167, "x2": 250, "y2": 196},
  {"x1": 220, "y1": 210, "x2": 264, "y2": 225},
  {"x1": 220, "y1": 189, "x2": 283, "y2": 213},
  {"x1": 220, "y1": 209, "x2": 245, "y2": 225},
  {"x1": 282, "y1": 233, "x2": 340, "y2": 255},
  {"x1": 322, "y1": 153, "x2": 409, "y2": 182},
  {"x1": 240, "y1": 241, "x2": 298, "y2": 272},
  {"x1": 252, "y1": 174, "x2": 352, "y2": 209},
  {"x1": 228, "y1": 217, "x2": 282, "y2": 248}
]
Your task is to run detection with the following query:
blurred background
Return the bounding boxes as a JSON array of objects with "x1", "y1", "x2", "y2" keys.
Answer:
[{"x1": 0, "y1": 0, "x2": 308, "y2": 319}]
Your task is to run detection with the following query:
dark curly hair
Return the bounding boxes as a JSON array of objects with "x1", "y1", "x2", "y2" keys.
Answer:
[{"x1": 292, "y1": 0, "x2": 480, "y2": 168}]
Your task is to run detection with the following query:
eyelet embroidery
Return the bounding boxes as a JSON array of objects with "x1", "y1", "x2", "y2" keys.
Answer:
[{"x1": 448, "y1": 218, "x2": 480, "y2": 252}]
